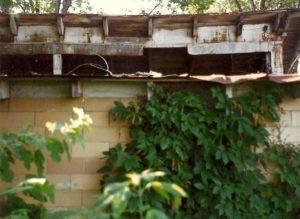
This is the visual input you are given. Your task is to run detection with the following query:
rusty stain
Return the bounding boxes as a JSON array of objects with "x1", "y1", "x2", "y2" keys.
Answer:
[
  {"x1": 0, "y1": 35, "x2": 14, "y2": 42},
  {"x1": 28, "y1": 33, "x2": 48, "y2": 42}
]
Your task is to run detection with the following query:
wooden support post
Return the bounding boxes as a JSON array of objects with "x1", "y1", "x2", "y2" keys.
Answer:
[
  {"x1": 226, "y1": 85, "x2": 233, "y2": 98},
  {"x1": 148, "y1": 17, "x2": 153, "y2": 37},
  {"x1": 297, "y1": 56, "x2": 300, "y2": 74},
  {"x1": 272, "y1": 12, "x2": 287, "y2": 33},
  {"x1": 270, "y1": 42, "x2": 283, "y2": 74},
  {"x1": 9, "y1": 15, "x2": 17, "y2": 42},
  {"x1": 103, "y1": 17, "x2": 109, "y2": 38},
  {"x1": 192, "y1": 16, "x2": 198, "y2": 41},
  {"x1": 266, "y1": 53, "x2": 272, "y2": 73},
  {"x1": 0, "y1": 81, "x2": 9, "y2": 100},
  {"x1": 53, "y1": 54, "x2": 62, "y2": 75},
  {"x1": 147, "y1": 81, "x2": 153, "y2": 100},
  {"x1": 57, "y1": 16, "x2": 64, "y2": 41},
  {"x1": 72, "y1": 80, "x2": 83, "y2": 98},
  {"x1": 236, "y1": 15, "x2": 244, "y2": 36}
]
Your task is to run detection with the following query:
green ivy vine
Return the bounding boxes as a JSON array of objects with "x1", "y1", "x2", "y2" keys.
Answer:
[{"x1": 101, "y1": 85, "x2": 300, "y2": 218}]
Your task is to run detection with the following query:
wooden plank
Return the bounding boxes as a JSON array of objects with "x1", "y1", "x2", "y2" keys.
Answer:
[
  {"x1": 0, "y1": 81, "x2": 9, "y2": 99},
  {"x1": 72, "y1": 80, "x2": 83, "y2": 98},
  {"x1": 272, "y1": 12, "x2": 286, "y2": 33},
  {"x1": 236, "y1": 15, "x2": 244, "y2": 36},
  {"x1": 9, "y1": 15, "x2": 18, "y2": 35},
  {"x1": 0, "y1": 43, "x2": 144, "y2": 56},
  {"x1": 147, "y1": 81, "x2": 153, "y2": 100},
  {"x1": 192, "y1": 16, "x2": 198, "y2": 38},
  {"x1": 148, "y1": 17, "x2": 153, "y2": 37},
  {"x1": 53, "y1": 54, "x2": 62, "y2": 75},
  {"x1": 57, "y1": 16, "x2": 64, "y2": 36},
  {"x1": 103, "y1": 17, "x2": 109, "y2": 37}
]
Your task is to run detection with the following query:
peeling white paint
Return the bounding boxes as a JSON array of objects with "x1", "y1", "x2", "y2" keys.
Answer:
[
  {"x1": 238, "y1": 24, "x2": 271, "y2": 42},
  {"x1": 188, "y1": 42, "x2": 275, "y2": 55},
  {"x1": 147, "y1": 28, "x2": 193, "y2": 46},
  {"x1": 197, "y1": 26, "x2": 235, "y2": 43},
  {"x1": 64, "y1": 27, "x2": 103, "y2": 43},
  {"x1": 17, "y1": 26, "x2": 58, "y2": 42}
]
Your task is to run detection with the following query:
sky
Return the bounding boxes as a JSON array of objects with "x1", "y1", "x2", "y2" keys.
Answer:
[{"x1": 86, "y1": 0, "x2": 178, "y2": 15}]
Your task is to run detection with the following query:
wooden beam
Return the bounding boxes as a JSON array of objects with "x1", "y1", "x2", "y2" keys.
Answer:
[
  {"x1": 9, "y1": 15, "x2": 18, "y2": 36},
  {"x1": 103, "y1": 17, "x2": 109, "y2": 37},
  {"x1": 272, "y1": 12, "x2": 287, "y2": 33},
  {"x1": 0, "y1": 43, "x2": 144, "y2": 56},
  {"x1": 53, "y1": 54, "x2": 62, "y2": 75},
  {"x1": 147, "y1": 81, "x2": 153, "y2": 100},
  {"x1": 0, "y1": 81, "x2": 9, "y2": 100},
  {"x1": 192, "y1": 16, "x2": 198, "y2": 39},
  {"x1": 57, "y1": 16, "x2": 64, "y2": 36},
  {"x1": 72, "y1": 80, "x2": 83, "y2": 98},
  {"x1": 148, "y1": 17, "x2": 153, "y2": 37},
  {"x1": 236, "y1": 15, "x2": 244, "y2": 36}
]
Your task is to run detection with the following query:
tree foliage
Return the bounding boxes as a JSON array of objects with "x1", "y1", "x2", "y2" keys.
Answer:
[
  {"x1": 101, "y1": 85, "x2": 300, "y2": 218},
  {"x1": 0, "y1": 0, "x2": 91, "y2": 13}
]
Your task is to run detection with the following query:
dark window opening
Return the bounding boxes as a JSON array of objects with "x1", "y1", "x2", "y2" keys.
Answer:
[{"x1": 0, "y1": 55, "x2": 52, "y2": 76}]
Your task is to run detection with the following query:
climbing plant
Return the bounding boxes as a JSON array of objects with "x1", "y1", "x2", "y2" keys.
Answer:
[{"x1": 101, "y1": 84, "x2": 300, "y2": 218}]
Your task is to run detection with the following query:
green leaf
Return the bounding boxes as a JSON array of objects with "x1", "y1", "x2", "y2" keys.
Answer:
[{"x1": 145, "y1": 209, "x2": 169, "y2": 219}]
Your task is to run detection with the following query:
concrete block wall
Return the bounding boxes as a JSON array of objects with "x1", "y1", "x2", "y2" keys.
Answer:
[
  {"x1": 0, "y1": 81, "x2": 300, "y2": 209},
  {"x1": 0, "y1": 80, "x2": 145, "y2": 209}
]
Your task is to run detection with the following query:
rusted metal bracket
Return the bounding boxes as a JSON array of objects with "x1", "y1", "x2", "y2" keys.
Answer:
[
  {"x1": 0, "y1": 80, "x2": 9, "y2": 100},
  {"x1": 72, "y1": 80, "x2": 83, "y2": 98}
]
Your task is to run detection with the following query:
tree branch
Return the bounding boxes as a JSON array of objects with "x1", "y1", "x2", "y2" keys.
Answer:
[
  {"x1": 249, "y1": 0, "x2": 256, "y2": 11},
  {"x1": 233, "y1": 0, "x2": 243, "y2": 12},
  {"x1": 260, "y1": 0, "x2": 266, "y2": 10}
]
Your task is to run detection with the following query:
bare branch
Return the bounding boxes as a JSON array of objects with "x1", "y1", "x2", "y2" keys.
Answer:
[
  {"x1": 249, "y1": 0, "x2": 256, "y2": 11},
  {"x1": 233, "y1": 0, "x2": 243, "y2": 12},
  {"x1": 62, "y1": 0, "x2": 72, "y2": 13},
  {"x1": 260, "y1": 0, "x2": 266, "y2": 10}
]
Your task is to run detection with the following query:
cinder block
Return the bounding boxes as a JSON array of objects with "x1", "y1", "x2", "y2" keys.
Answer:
[
  {"x1": 119, "y1": 97, "x2": 138, "y2": 106},
  {"x1": 85, "y1": 127, "x2": 120, "y2": 142},
  {"x1": 0, "y1": 100, "x2": 9, "y2": 112},
  {"x1": 45, "y1": 98, "x2": 84, "y2": 111},
  {"x1": 72, "y1": 143, "x2": 109, "y2": 158},
  {"x1": 47, "y1": 158, "x2": 85, "y2": 174},
  {"x1": 9, "y1": 98, "x2": 46, "y2": 111},
  {"x1": 0, "y1": 112, "x2": 34, "y2": 127},
  {"x1": 280, "y1": 98, "x2": 300, "y2": 110},
  {"x1": 46, "y1": 190, "x2": 82, "y2": 207},
  {"x1": 84, "y1": 98, "x2": 119, "y2": 112},
  {"x1": 35, "y1": 112, "x2": 72, "y2": 127},
  {"x1": 88, "y1": 112, "x2": 109, "y2": 127},
  {"x1": 47, "y1": 174, "x2": 71, "y2": 190},
  {"x1": 292, "y1": 111, "x2": 300, "y2": 126},
  {"x1": 280, "y1": 127, "x2": 300, "y2": 143},
  {"x1": 11, "y1": 160, "x2": 37, "y2": 175},
  {"x1": 85, "y1": 158, "x2": 107, "y2": 174},
  {"x1": 71, "y1": 174, "x2": 101, "y2": 190},
  {"x1": 120, "y1": 127, "x2": 131, "y2": 143},
  {"x1": 82, "y1": 190, "x2": 99, "y2": 206},
  {"x1": 279, "y1": 111, "x2": 292, "y2": 127}
]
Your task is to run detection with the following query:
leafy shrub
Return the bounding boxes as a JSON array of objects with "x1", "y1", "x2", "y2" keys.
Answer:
[
  {"x1": 0, "y1": 108, "x2": 92, "y2": 218},
  {"x1": 101, "y1": 85, "x2": 300, "y2": 218},
  {"x1": 54, "y1": 170, "x2": 186, "y2": 219}
]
